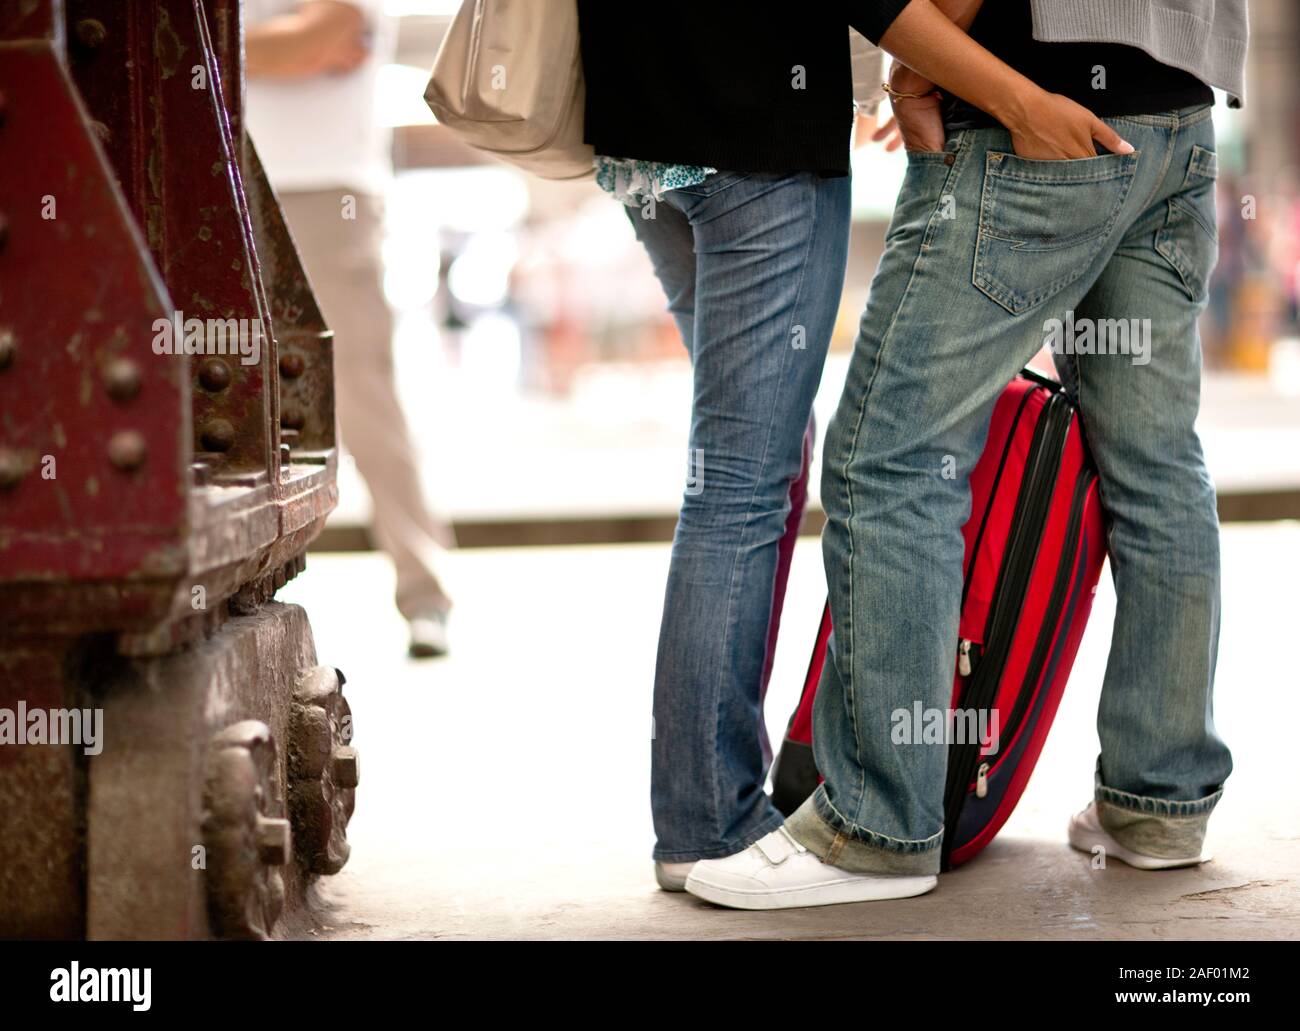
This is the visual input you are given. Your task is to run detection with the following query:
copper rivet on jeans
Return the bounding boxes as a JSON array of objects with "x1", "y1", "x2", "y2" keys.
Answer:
[{"x1": 944, "y1": 153, "x2": 956, "y2": 166}]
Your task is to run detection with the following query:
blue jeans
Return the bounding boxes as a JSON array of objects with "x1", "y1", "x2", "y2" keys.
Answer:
[
  {"x1": 787, "y1": 106, "x2": 1232, "y2": 874},
  {"x1": 629, "y1": 170, "x2": 852, "y2": 861}
]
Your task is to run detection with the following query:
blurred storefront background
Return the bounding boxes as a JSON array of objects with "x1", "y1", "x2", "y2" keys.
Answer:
[{"x1": 320, "y1": 0, "x2": 1300, "y2": 549}]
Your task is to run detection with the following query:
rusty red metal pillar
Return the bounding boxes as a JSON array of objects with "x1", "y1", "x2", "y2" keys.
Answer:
[{"x1": 0, "y1": 0, "x2": 353, "y2": 940}]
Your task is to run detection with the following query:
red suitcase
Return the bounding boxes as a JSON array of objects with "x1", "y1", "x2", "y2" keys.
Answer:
[{"x1": 771, "y1": 369, "x2": 1108, "y2": 869}]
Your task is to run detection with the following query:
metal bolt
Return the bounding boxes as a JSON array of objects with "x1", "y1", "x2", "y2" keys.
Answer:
[
  {"x1": 107, "y1": 430, "x2": 146, "y2": 471},
  {"x1": 199, "y1": 418, "x2": 235, "y2": 452},
  {"x1": 74, "y1": 18, "x2": 108, "y2": 48},
  {"x1": 197, "y1": 357, "x2": 231, "y2": 391},
  {"x1": 280, "y1": 405, "x2": 305, "y2": 430},
  {"x1": 0, "y1": 328, "x2": 15, "y2": 371},
  {"x1": 103, "y1": 356, "x2": 141, "y2": 400},
  {"x1": 278, "y1": 353, "x2": 305, "y2": 379},
  {"x1": 256, "y1": 816, "x2": 292, "y2": 866},
  {"x1": 0, "y1": 448, "x2": 25, "y2": 489},
  {"x1": 331, "y1": 746, "x2": 360, "y2": 789}
]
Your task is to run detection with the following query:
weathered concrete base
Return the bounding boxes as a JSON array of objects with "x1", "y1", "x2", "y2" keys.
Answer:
[
  {"x1": 0, "y1": 640, "x2": 93, "y2": 938},
  {"x1": 0, "y1": 602, "x2": 355, "y2": 940}
]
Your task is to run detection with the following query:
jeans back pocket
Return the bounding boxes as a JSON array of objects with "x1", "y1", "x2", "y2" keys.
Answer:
[
  {"x1": 1155, "y1": 143, "x2": 1219, "y2": 303},
  {"x1": 973, "y1": 151, "x2": 1139, "y2": 316}
]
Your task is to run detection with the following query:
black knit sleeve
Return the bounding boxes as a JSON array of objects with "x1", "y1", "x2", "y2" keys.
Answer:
[{"x1": 848, "y1": 0, "x2": 916, "y2": 46}]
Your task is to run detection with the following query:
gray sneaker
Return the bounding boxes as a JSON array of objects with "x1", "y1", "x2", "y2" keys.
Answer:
[
  {"x1": 1068, "y1": 803, "x2": 1212, "y2": 870},
  {"x1": 654, "y1": 861, "x2": 695, "y2": 892}
]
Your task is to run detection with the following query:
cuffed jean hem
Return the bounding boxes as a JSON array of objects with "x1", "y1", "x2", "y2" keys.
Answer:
[
  {"x1": 652, "y1": 808, "x2": 786, "y2": 864},
  {"x1": 784, "y1": 788, "x2": 943, "y2": 876},
  {"x1": 1095, "y1": 768, "x2": 1222, "y2": 860}
]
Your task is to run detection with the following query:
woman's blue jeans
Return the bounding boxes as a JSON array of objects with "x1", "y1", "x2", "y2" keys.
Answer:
[{"x1": 629, "y1": 170, "x2": 852, "y2": 861}]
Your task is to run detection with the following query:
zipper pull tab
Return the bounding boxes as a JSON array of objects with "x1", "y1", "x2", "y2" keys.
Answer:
[
  {"x1": 958, "y1": 639, "x2": 973, "y2": 678},
  {"x1": 975, "y1": 762, "x2": 990, "y2": 799}
]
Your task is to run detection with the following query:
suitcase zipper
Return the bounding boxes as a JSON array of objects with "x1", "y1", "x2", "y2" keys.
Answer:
[
  {"x1": 984, "y1": 468, "x2": 1096, "y2": 770},
  {"x1": 942, "y1": 390, "x2": 1073, "y2": 866}
]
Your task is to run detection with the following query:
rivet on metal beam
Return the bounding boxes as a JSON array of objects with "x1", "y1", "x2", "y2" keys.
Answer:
[
  {"x1": 0, "y1": 328, "x2": 15, "y2": 371},
  {"x1": 103, "y1": 357, "x2": 141, "y2": 400},
  {"x1": 0, "y1": 447, "x2": 25, "y2": 489},
  {"x1": 198, "y1": 357, "x2": 232, "y2": 391},
  {"x1": 199, "y1": 419, "x2": 236, "y2": 452},
  {"x1": 74, "y1": 18, "x2": 108, "y2": 49},
  {"x1": 278, "y1": 353, "x2": 306, "y2": 379},
  {"x1": 107, "y1": 430, "x2": 147, "y2": 471},
  {"x1": 280, "y1": 406, "x2": 305, "y2": 430}
]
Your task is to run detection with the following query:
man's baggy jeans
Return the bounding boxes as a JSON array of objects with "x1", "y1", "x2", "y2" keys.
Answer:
[
  {"x1": 786, "y1": 106, "x2": 1232, "y2": 874},
  {"x1": 628, "y1": 170, "x2": 852, "y2": 861}
]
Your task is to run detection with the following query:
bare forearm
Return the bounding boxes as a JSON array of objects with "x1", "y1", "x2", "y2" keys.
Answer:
[
  {"x1": 878, "y1": 0, "x2": 1037, "y2": 130},
  {"x1": 246, "y1": 1, "x2": 366, "y2": 79}
]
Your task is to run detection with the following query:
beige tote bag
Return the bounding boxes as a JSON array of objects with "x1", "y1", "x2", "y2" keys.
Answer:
[{"x1": 424, "y1": 0, "x2": 594, "y2": 180}]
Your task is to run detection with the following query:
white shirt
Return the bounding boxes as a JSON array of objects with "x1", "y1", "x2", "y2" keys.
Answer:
[{"x1": 243, "y1": 0, "x2": 395, "y2": 195}]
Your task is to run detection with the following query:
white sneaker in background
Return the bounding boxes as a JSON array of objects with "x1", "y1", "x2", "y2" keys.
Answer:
[
  {"x1": 684, "y1": 827, "x2": 937, "y2": 910},
  {"x1": 1068, "y1": 802, "x2": 1211, "y2": 870}
]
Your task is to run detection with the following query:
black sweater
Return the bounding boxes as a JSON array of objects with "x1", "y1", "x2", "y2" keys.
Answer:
[{"x1": 577, "y1": 2, "x2": 912, "y2": 175}]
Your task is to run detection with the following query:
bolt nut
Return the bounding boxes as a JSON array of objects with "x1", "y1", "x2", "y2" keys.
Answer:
[
  {"x1": 256, "y1": 816, "x2": 292, "y2": 866},
  {"x1": 74, "y1": 18, "x2": 108, "y2": 48},
  {"x1": 103, "y1": 357, "x2": 141, "y2": 400},
  {"x1": 198, "y1": 357, "x2": 231, "y2": 392},
  {"x1": 0, "y1": 447, "x2": 25, "y2": 489},
  {"x1": 0, "y1": 328, "x2": 15, "y2": 371},
  {"x1": 199, "y1": 418, "x2": 235, "y2": 452},
  {"x1": 331, "y1": 746, "x2": 360, "y2": 789},
  {"x1": 107, "y1": 430, "x2": 146, "y2": 471},
  {"x1": 278, "y1": 353, "x2": 305, "y2": 379}
]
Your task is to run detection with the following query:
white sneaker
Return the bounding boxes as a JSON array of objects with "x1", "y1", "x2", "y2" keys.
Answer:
[
  {"x1": 1068, "y1": 802, "x2": 1211, "y2": 870},
  {"x1": 684, "y1": 827, "x2": 937, "y2": 910},
  {"x1": 654, "y1": 861, "x2": 695, "y2": 892}
]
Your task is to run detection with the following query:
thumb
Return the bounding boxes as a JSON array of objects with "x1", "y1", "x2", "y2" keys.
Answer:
[{"x1": 1092, "y1": 118, "x2": 1135, "y2": 155}]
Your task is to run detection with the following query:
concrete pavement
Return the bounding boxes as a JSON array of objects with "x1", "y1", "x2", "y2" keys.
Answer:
[{"x1": 282, "y1": 523, "x2": 1300, "y2": 940}]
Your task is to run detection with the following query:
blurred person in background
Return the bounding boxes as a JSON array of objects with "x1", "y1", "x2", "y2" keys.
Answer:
[{"x1": 246, "y1": 0, "x2": 456, "y2": 659}]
